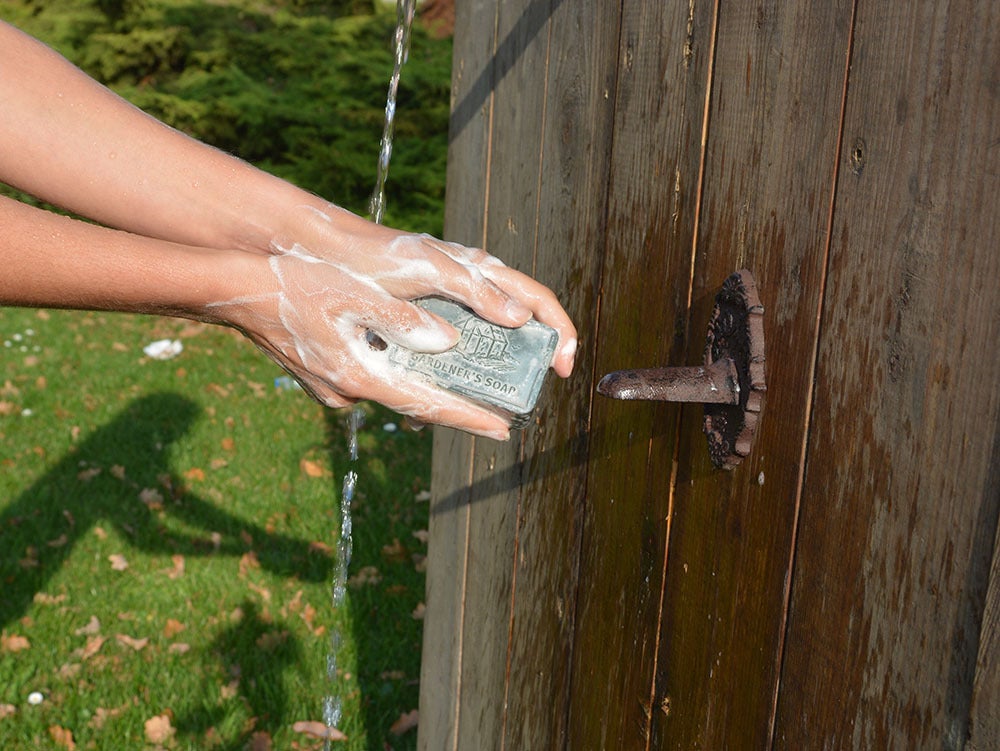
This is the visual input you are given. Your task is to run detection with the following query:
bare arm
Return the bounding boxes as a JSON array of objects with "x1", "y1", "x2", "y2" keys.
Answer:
[
  {"x1": 0, "y1": 20, "x2": 289, "y2": 251},
  {"x1": 0, "y1": 21, "x2": 577, "y2": 437}
]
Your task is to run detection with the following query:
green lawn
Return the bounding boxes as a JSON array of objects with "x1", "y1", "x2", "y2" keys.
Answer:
[
  {"x1": 0, "y1": 306, "x2": 432, "y2": 750},
  {"x1": 1, "y1": 2, "x2": 448, "y2": 745}
]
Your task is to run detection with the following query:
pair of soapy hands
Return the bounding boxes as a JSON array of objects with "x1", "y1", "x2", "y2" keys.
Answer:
[
  {"x1": 0, "y1": 22, "x2": 577, "y2": 441},
  {"x1": 218, "y1": 203, "x2": 578, "y2": 441}
]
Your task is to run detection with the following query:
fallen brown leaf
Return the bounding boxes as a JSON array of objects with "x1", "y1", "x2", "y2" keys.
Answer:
[
  {"x1": 168, "y1": 643, "x2": 191, "y2": 655},
  {"x1": 163, "y1": 619, "x2": 185, "y2": 639},
  {"x1": 411, "y1": 602, "x2": 426, "y2": 620},
  {"x1": 110, "y1": 465, "x2": 126, "y2": 480},
  {"x1": 32, "y1": 592, "x2": 67, "y2": 606},
  {"x1": 89, "y1": 703, "x2": 127, "y2": 730},
  {"x1": 247, "y1": 581, "x2": 272, "y2": 602},
  {"x1": 139, "y1": 488, "x2": 164, "y2": 511},
  {"x1": 164, "y1": 554, "x2": 185, "y2": 580},
  {"x1": 144, "y1": 713, "x2": 175, "y2": 744},
  {"x1": 48, "y1": 724, "x2": 76, "y2": 749},
  {"x1": 412, "y1": 529, "x2": 430, "y2": 544},
  {"x1": 108, "y1": 554, "x2": 128, "y2": 571},
  {"x1": 184, "y1": 467, "x2": 205, "y2": 482},
  {"x1": 309, "y1": 540, "x2": 333, "y2": 556},
  {"x1": 115, "y1": 634, "x2": 149, "y2": 651},
  {"x1": 77, "y1": 467, "x2": 101, "y2": 482},
  {"x1": 57, "y1": 663, "x2": 81, "y2": 680},
  {"x1": 46, "y1": 534, "x2": 68, "y2": 548},
  {"x1": 239, "y1": 551, "x2": 260, "y2": 577},
  {"x1": 220, "y1": 680, "x2": 239, "y2": 700},
  {"x1": 347, "y1": 565, "x2": 381, "y2": 589},
  {"x1": 0, "y1": 703, "x2": 16, "y2": 720},
  {"x1": 381, "y1": 538, "x2": 407, "y2": 563},
  {"x1": 0, "y1": 633, "x2": 30, "y2": 653},
  {"x1": 248, "y1": 730, "x2": 273, "y2": 751},
  {"x1": 299, "y1": 458, "x2": 327, "y2": 478},
  {"x1": 291, "y1": 720, "x2": 347, "y2": 741},
  {"x1": 75, "y1": 615, "x2": 101, "y2": 636},
  {"x1": 389, "y1": 709, "x2": 419, "y2": 735},
  {"x1": 78, "y1": 635, "x2": 107, "y2": 661}
]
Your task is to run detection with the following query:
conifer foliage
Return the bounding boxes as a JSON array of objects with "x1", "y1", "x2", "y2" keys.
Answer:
[{"x1": 1, "y1": 0, "x2": 452, "y2": 235}]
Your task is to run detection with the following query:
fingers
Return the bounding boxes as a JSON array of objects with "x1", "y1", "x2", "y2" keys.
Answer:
[
  {"x1": 361, "y1": 369, "x2": 513, "y2": 441},
  {"x1": 477, "y1": 263, "x2": 578, "y2": 377},
  {"x1": 361, "y1": 293, "x2": 459, "y2": 353},
  {"x1": 402, "y1": 236, "x2": 577, "y2": 377},
  {"x1": 388, "y1": 235, "x2": 533, "y2": 328}
]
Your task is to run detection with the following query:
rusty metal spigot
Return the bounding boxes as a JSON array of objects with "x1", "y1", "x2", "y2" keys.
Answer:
[
  {"x1": 597, "y1": 270, "x2": 766, "y2": 470},
  {"x1": 596, "y1": 358, "x2": 740, "y2": 404}
]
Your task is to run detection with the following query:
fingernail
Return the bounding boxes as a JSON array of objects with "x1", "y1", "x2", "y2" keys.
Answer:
[{"x1": 483, "y1": 427, "x2": 511, "y2": 441}]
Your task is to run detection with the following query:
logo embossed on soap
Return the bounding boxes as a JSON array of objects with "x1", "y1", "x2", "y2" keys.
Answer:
[{"x1": 455, "y1": 314, "x2": 517, "y2": 371}]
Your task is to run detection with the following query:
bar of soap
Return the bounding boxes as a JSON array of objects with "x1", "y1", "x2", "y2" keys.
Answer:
[{"x1": 387, "y1": 297, "x2": 558, "y2": 428}]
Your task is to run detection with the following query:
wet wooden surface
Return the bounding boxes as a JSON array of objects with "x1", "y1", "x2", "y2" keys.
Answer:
[
  {"x1": 774, "y1": 2, "x2": 1000, "y2": 747},
  {"x1": 969, "y1": 520, "x2": 1000, "y2": 751},
  {"x1": 646, "y1": 1, "x2": 855, "y2": 747},
  {"x1": 416, "y1": 0, "x2": 490, "y2": 745},
  {"x1": 420, "y1": 0, "x2": 1000, "y2": 749}
]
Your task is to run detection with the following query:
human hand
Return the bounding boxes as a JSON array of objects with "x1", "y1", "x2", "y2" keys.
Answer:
[{"x1": 214, "y1": 203, "x2": 577, "y2": 439}]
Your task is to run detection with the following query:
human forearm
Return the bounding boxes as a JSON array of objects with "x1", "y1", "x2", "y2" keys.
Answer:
[
  {"x1": 0, "y1": 21, "x2": 297, "y2": 253},
  {"x1": 0, "y1": 195, "x2": 252, "y2": 319}
]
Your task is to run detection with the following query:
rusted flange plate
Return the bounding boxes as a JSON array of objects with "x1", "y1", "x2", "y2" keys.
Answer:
[{"x1": 703, "y1": 270, "x2": 766, "y2": 469}]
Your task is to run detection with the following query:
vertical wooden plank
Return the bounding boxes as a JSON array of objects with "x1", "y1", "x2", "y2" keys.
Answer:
[
  {"x1": 648, "y1": 1, "x2": 855, "y2": 748},
  {"x1": 418, "y1": 429, "x2": 472, "y2": 751},
  {"x1": 418, "y1": 0, "x2": 494, "y2": 746},
  {"x1": 968, "y1": 521, "x2": 1000, "y2": 751},
  {"x1": 450, "y1": 1, "x2": 556, "y2": 747},
  {"x1": 776, "y1": 1, "x2": 1000, "y2": 747},
  {"x1": 565, "y1": 0, "x2": 714, "y2": 747},
  {"x1": 501, "y1": 0, "x2": 621, "y2": 747}
]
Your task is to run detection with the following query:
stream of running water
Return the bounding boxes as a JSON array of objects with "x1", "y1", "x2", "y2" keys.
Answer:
[{"x1": 322, "y1": 1, "x2": 417, "y2": 746}]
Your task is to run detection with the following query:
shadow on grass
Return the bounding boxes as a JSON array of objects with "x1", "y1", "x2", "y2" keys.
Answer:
[
  {"x1": 322, "y1": 407, "x2": 430, "y2": 751},
  {"x1": 0, "y1": 392, "x2": 328, "y2": 631},
  {"x1": 173, "y1": 599, "x2": 303, "y2": 751}
]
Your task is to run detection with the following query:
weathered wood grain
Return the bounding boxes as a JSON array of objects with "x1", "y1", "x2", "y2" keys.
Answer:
[
  {"x1": 450, "y1": 1, "x2": 557, "y2": 747},
  {"x1": 648, "y1": 1, "x2": 855, "y2": 748},
  {"x1": 424, "y1": 2, "x2": 1000, "y2": 749},
  {"x1": 417, "y1": 0, "x2": 495, "y2": 747},
  {"x1": 500, "y1": 1, "x2": 621, "y2": 748},
  {"x1": 775, "y1": 1, "x2": 1000, "y2": 747},
  {"x1": 968, "y1": 519, "x2": 1000, "y2": 751},
  {"x1": 565, "y1": 0, "x2": 716, "y2": 748}
]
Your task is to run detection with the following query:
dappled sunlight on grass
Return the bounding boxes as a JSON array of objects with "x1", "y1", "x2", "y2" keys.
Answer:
[{"x1": 1, "y1": 308, "x2": 431, "y2": 750}]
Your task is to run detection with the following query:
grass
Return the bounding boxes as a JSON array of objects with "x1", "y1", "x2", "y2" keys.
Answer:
[{"x1": 0, "y1": 307, "x2": 432, "y2": 750}]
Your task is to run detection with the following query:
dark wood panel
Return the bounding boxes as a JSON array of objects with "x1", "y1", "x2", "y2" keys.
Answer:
[
  {"x1": 500, "y1": 1, "x2": 621, "y2": 748},
  {"x1": 451, "y1": 0, "x2": 555, "y2": 747},
  {"x1": 418, "y1": 0, "x2": 496, "y2": 747},
  {"x1": 968, "y1": 522, "x2": 1000, "y2": 751},
  {"x1": 649, "y1": 2, "x2": 854, "y2": 748},
  {"x1": 566, "y1": 0, "x2": 716, "y2": 747},
  {"x1": 776, "y1": 1, "x2": 1000, "y2": 747}
]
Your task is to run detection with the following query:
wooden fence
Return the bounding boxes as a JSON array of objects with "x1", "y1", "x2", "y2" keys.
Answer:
[{"x1": 419, "y1": 1, "x2": 1000, "y2": 748}]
